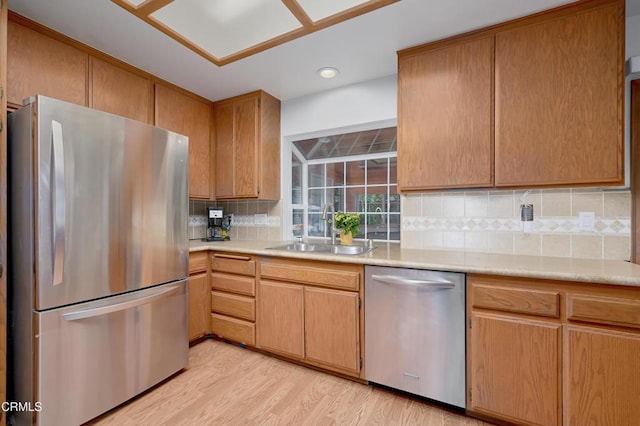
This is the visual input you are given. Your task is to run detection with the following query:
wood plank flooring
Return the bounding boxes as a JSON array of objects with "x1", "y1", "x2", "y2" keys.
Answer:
[{"x1": 90, "y1": 340, "x2": 493, "y2": 426}]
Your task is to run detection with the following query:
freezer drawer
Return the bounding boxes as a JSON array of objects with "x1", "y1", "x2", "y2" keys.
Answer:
[
  {"x1": 365, "y1": 266, "x2": 466, "y2": 408},
  {"x1": 28, "y1": 281, "x2": 188, "y2": 426}
]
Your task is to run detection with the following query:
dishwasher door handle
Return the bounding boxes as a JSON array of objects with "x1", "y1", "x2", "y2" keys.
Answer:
[{"x1": 370, "y1": 274, "x2": 456, "y2": 290}]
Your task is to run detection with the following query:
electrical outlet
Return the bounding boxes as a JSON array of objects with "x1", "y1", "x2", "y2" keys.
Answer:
[{"x1": 579, "y1": 211, "x2": 595, "y2": 232}]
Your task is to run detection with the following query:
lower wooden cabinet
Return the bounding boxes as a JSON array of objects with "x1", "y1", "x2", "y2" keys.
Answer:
[
  {"x1": 209, "y1": 252, "x2": 257, "y2": 346},
  {"x1": 188, "y1": 252, "x2": 211, "y2": 343},
  {"x1": 257, "y1": 257, "x2": 364, "y2": 378},
  {"x1": 187, "y1": 272, "x2": 210, "y2": 342},
  {"x1": 468, "y1": 274, "x2": 640, "y2": 425},
  {"x1": 304, "y1": 287, "x2": 360, "y2": 374},
  {"x1": 257, "y1": 280, "x2": 304, "y2": 358},
  {"x1": 564, "y1": 326, "x2": 640, "y2": 425},
  {"x1": 469, "y1": 312, "x2": 561, "y2": 426}
]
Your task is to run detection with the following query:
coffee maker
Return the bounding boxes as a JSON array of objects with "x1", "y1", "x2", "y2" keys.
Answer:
[{"x1": 203, "y1": 207, "x2": 230, "y2": 241}]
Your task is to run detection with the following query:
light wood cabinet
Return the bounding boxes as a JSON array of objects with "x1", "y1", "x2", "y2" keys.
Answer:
[
  {"x1": 494, "y1": 1, "x2": 624, "y2": 187},
  {"x1": 257, "y1": 257, "x2": 363, "y2": 377},
  {"x1": 470, "y1": 312, "x2": 561, "y2": 426},
  {"x1": 214, "y1": 90, "x2": 280, "y2": 200},
  {"x1": 564, "y1": 325, "x2": 640, "y2": 426},
  {"x1": 397, "y1": 36, "x2": 494, "y2": 190},
  {"x1": 209, "y1": 253, "x2": 256, "y2": 346},
  {"x1": 396, "y1": 0, "x2": 623, "y2": 190},
  {"x1": 304, "y1": 287, "x2": 360, "y2": 374},
  {"x1": 155, "y1": 83, "x2": 213, "y2": 199},
  {"x1": 7, "y1": 17, "x2": 88, "y2": 108},
  {"x1": 468, "y1": 274, "x2": 640, "y2": 425},
  {"x1": 188, "y1": 252, "x2": 210, "y2": 343},
  {"x1": 257, "y1": 280, "x2": 304, "y2": 358},
  {"x1": 89, "y1": 57, "x2": 152, "y2": 123}
]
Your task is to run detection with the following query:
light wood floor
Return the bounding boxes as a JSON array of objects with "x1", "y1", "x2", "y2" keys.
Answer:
[{"x1": 90, "y1": 340, "x2": 494, "y2": 426}]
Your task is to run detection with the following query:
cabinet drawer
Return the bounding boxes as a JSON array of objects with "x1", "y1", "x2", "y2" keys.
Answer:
[
  {"x1": 211, "y1": 272, "x2": 255, "y2": 296},
  {"x1": 188, "y1": 252, "x2": 208, "y2": 274},
  {"x1": 567, "y1": 294, "x2": 640, "y2": 329},
  {"x1": 211, "y1": 291, "x2": 255, "y2": 321},
  {"x1": 211, "y1": 313, "x2": 255, "y2": 345},
  {"x1": 472, "y1": 284, "x2": 560, "y2": 318},
  {"x1": 260, "y1": 259, "x2": 360, "y2": 291},
  {"x1": 211, "y1": 253, "x2": 256, "y2": 276}
]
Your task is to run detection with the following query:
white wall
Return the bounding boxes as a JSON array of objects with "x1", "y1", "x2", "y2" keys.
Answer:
[
  {"x1": 627, "y1": 15, "x2": 640, "y2": 58},
  {"x1": 281, "y1": 74, "x2": 397, "y2": 137}
]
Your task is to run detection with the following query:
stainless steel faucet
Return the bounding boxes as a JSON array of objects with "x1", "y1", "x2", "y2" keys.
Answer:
[{"x1": 321, "y1": 203, "x2": 339, "y2": 245}]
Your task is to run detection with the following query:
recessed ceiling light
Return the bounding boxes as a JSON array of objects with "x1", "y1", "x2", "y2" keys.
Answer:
[{"x1": 317, "y1": 67, "x2": 339, "y2": 79}]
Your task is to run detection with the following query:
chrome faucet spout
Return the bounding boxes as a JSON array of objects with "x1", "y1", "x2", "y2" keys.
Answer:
[{"x1": 321, "y1": 203, "x2": 338, "y2": 244}]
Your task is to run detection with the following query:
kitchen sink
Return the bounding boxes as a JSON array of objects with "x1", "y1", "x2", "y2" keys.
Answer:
[{"x1": 267, "y1": 242, "x2": 374, "y2": 255}]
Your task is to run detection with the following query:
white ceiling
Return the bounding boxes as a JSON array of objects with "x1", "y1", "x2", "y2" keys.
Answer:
[{"x1": 8, "y1": 0, "x2": 638, "y2": 102}]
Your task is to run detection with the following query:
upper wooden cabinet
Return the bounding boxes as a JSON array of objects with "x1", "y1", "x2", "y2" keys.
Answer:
[
  {"x1": 494, "y1": 1, "x2": 624, "y2": 187},
  {"x1": 214, "y1": 90, "x2": 281, "y2": 200},
  {"x1": 155, "y1": 83, "x2": 213, "y2": 199},
  {"x1": 397, "y1": 0, "x2": 624, "y2": 191},
  {"x1": 89, "y1": 57, "x2": 152, "y2": 124},
  {"x1": 7, "y1": 18, "x2": 88, "y2": 107},
  {"x1": 398, "y1": 36, "x2": 494, "y2": 190}
]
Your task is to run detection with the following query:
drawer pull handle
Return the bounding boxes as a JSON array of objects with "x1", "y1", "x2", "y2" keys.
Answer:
[{"x1": 213, "y1": 253, "x2": 252, "y2": 261}]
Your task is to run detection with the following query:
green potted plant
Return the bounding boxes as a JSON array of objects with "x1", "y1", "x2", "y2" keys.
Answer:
[{"x1": 334, "y1": 211, "x2": 361, "y2": 245}]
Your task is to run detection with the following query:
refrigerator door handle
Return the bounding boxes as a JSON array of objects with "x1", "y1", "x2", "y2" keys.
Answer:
[
  {"x1": 370, "y1": 274, "x2": 455, "y2": 290},
  {"x1": 51, "y1": 120, "x2": 66, "y2": 287},
  {"x1": 62, "y1": 283, "x2": 181, "y2": 321}
]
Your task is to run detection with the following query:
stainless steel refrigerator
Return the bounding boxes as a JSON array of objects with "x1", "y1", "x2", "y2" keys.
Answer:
[{"x1": 8, "y1": 96, "x2": 190, "y2": 425}]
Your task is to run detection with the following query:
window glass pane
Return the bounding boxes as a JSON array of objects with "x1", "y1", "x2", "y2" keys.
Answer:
[
  {"x1": 367, "y1": 159, "x2": 388, "y2": 185},
  {"x1": 389, "y1": 185, "x2": 400, "y2": 212},
  {"x1": 366, "y1": 213, "x2": 387, "y2": 240},
  {"x1": 389, "y1": 157, "x2": 397, "y2": 184},
  {"x1": 308, "y1": 188, "x2": 324, "y2": 213},
  {"x1": 389, "y1": 213, "x2": 400, "y2": 240},
  {"x1": 326, "y1": 187, "x2": 344, "y2": 212},
  {"x1": 308, "y1": 164, "x2": 324, "y2": 187},
  {"x1": 366, "y1": 188, "x2": 387, "y2": 213},
  {"x1": 292, "y1": 153, "x2": 302, "y2": 204},
  {"x1": 346, "y1": 161, "x2": 365, "y2": 186},
  {"x1": 346, "y1": 187, "x2": 366, "y2": 212},
  {"x1": 308, "y1": 213, "x2": 325, "y2": 237},
  {"x1": 292, "y1": 208, "x2": 304, "y2": 237},
  {"x1": 326, "y1": 162, "x2": 344, "y2": 186}
]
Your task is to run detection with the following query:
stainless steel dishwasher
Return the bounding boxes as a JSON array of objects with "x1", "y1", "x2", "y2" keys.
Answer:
[{"x1": 365, "y1": 265, "x2": 466, "y2": 408}]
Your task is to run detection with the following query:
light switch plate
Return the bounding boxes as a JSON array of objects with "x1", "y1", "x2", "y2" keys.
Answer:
[{"x1": 579, "y1": 211, "x2": 595, "y2": 232}]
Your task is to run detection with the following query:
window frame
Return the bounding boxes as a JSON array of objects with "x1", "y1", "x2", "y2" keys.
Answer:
[{"x1": 282, "y1": 119, "x2": 398, "y2": 241}]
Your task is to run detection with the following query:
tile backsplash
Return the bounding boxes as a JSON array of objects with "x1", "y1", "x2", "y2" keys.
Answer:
[
  {"x1": 188, "y1": 199, "x2": 282, "y2": 241},
  {"x1": 401, "y1": 189, "x2": 631, "y2": 261}
]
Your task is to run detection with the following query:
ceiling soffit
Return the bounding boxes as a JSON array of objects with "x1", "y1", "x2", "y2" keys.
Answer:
[{"x1": 112, "y1": 0, "x2": 400, "y2": 66}]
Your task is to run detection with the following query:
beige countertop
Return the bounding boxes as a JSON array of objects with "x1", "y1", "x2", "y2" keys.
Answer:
[{"x1": 189, "y1": 239, "x2": 640, "y2": 287}]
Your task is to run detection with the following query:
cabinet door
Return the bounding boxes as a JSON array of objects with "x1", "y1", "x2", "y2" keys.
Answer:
[
  {"x1": 565, "y1": 325, "x2": 640, "y2": 425},
  {"x1": 304, "y1": 287, "x2": 360, "y2": 374},
  {"x1": 256, "y1": 280, "x2": 304, "y2": 358},
  {"x1": 214, "y1": 102, "x2": 235, "y2": 198},
  {"x1": 398, "y1": 36, "x2": 493, "y2": 190},
  {"x1": 7, "y1": 20, "x2": 88, "y2": 107},
  {"x1": 89, "y1": 57, "x2": 151, "y2": 123},
  {"x1": 234, "y1": 96, "x2": 258, "y2": 197},
  {"x1": 188, "y1": 272, "x2": 209, "y2": 342},
  {"x1": 155, "y1": 84, "x2": 212, "y2": 199},
  {"x1": 495, "y1": 3, "x2": 623, "y2": 187},
  {"x1": 469, "y1": 312, "x2": 561, "y2": 426}
]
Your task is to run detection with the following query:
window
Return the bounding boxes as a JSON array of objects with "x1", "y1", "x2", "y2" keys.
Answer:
[{"x1": 289, "y1": 125, "x2": 398, "y2": 242}]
